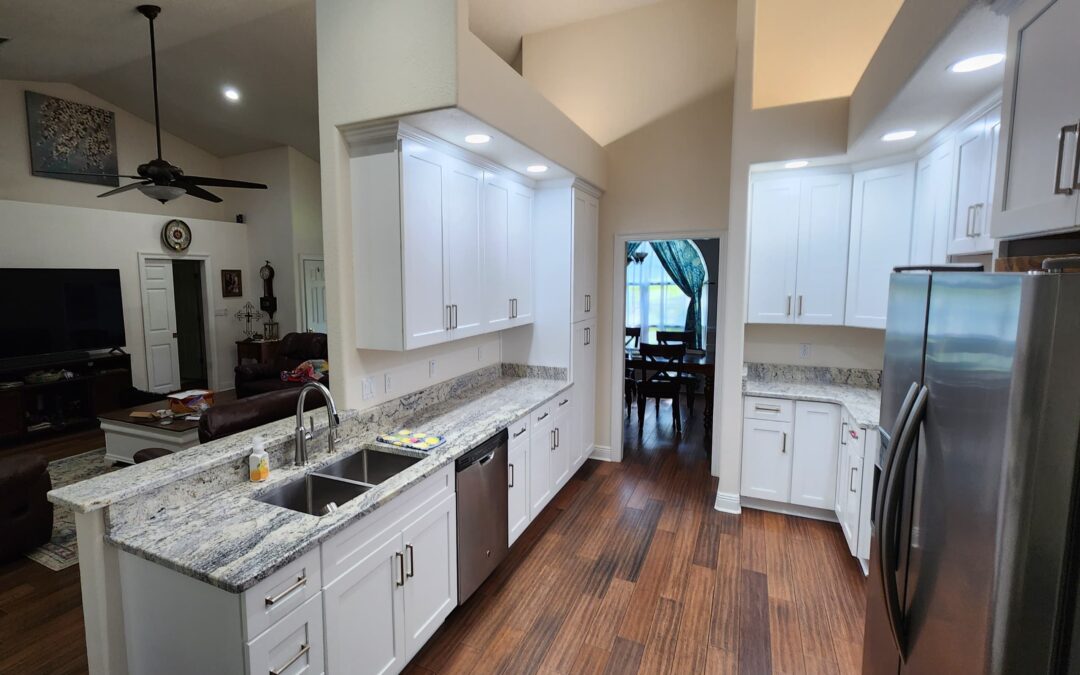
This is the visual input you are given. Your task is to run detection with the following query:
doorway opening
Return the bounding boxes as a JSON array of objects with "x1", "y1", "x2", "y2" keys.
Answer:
[
  {"x1": 617, "y1": 235, "x2": 722, "y2": 462},
  {"x1": 300, "y1": 255, "x2": 327, "y2": 333},
  {"x1": 171, "y1": 260, "x2": 208, "y2": 389}
]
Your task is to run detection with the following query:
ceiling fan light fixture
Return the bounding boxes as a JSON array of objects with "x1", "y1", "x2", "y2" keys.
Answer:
[{"x1": 138, "y1": 184, "x2": 187, "y2": 202}]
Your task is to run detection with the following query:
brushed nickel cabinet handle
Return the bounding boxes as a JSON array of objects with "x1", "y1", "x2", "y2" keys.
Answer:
[
  {"x1": 509, "y1": 463, "x2": 515, "y2": 488},
  {"x1": 452, "y1": 304, "x2": 459, "y2": 329},
  {"x1": 786, "y1": 295, "x2": 792, "y2": 316},
  {"x1": 537, "y1": 412, "x2": 549, "y2": 421},
  {"x1": 395, "y1": 551, "x2": 405, "y2": 586},
  {"x1": 841, "y1": 422, "x2": 848, "y2": 446},
  {"x1": 406, "y1": 544, "x2": 415, "y2": 578},
  {"x1": 781, "y1": 432, "x2": 787, "y2": 453},
  {"x1": 510, "y1": 298, "x2": 514, "y2": 319},
  {"x1": 555, "y1": 427, "x2": 560, "y2": 447},
  {"x1": 755, "y1": 404, "x2": 781, "y2": 413},
  {"x1": 559, "y1": 398, "x2": 569, "y2": 407},
  {"x1": 512, "y1": 426, "x2": 527, "y2": 438},
  {"x1": 270, "y1": 643, "x2": 310, "y2": 675},
  {"x1": 550, "y1": 429, "x2": 556, "y2": 450},
  {"x1": 264, "y1": 575, "x2": 307, "y2": 607},
  {"x1": 849, "y1": 467, "x2": 858, "y2": 493}
]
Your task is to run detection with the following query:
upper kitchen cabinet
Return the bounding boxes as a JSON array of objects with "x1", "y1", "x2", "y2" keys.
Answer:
[
  {"x1": 992, "y1": 0, "x2": 1080, "y2": 240},
  {"x1": 911, "y1": 139, "x2": 956, "y2": 266},
  {"x1": 482, "y1": 174, "x2": 535, "y2": 331},
  {"x1": 572, "y1": 190, "x2": 599, "y2": 323},
  {"x1": 846, "y1": 162, "x2": 915, "y2": 329},
  {"x1": 351, "y1": 126, "x2": 533, "y2": 351},
  {"x1": 747, "y1": 172, "x2": 850, "y2": 325},
  {"x1": 949, "y1": 107, "x2": 1000, "y2": 255}
]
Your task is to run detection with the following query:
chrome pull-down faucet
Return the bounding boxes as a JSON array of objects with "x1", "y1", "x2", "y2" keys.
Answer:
[{"x1": 294, "y1": 381, "x2": 340, "y2": 466}]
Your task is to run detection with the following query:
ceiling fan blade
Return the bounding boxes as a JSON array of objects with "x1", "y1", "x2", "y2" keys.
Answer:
[
  {"x1": 180, "y1": 175, "x2": 268, "y2": 190},
  {"x1": 39, "y1": 170, "x2": 144, "y2": 180},
  {"x1": 97, "y1": 181, "x2": 151, "y2": 198},
  {"x1": 173, "y1": 180, "x2": 222, "y2": 203}
]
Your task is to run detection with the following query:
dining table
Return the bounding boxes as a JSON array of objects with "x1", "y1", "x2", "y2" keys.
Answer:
[{"x1": 624, "y1": 347, "x2": 716, "y2": 439}]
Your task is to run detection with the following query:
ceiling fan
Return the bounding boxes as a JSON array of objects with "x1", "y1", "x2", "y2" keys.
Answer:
[{"x1": 43, "y1": 5, "x2": 267, "y2": 204}]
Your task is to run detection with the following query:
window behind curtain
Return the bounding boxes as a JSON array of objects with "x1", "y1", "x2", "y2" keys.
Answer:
[{"x1": 625, "y1": 242, "x2": 708, "y2": 345}]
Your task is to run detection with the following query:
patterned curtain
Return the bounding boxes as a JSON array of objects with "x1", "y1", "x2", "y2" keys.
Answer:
[
  {"x1": 649, "y1": 240, "x2": 706, "y2": 349},
  {"x1": 626, "y1": 241, "x2": 643, "y2": 265}
]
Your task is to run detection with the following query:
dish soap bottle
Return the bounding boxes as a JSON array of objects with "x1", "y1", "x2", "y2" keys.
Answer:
[{"x1": 249, "y1": 436, "x2": 270, "y2": 482}]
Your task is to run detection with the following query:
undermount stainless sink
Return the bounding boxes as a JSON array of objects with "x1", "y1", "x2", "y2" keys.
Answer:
[
  {"x1": 315, "y1": 449, "x2": 422, "y2": 485},
  {"x1": 254, "y1": 473, "x2": 372, "y2": 516}
]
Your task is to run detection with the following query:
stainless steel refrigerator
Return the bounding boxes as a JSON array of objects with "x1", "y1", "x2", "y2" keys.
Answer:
[{"x1": 863, "y1": 264, "x2": 1080, "y2": 674}]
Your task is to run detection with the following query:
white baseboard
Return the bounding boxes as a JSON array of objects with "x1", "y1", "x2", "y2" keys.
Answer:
[
  {"x1": 714, "y1": 491, "x2": 742, "y2": 514},
  {"x1": 589, "y1": 444, "x2": 615, "y2": 462},
  {"x1": 740, "y1": 496, "x2": 838, "y2": 523}
]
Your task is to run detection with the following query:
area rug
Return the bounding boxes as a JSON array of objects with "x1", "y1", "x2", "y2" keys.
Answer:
[{"x1": 25, "y1": 448, "x2": 121, "y2": 571}]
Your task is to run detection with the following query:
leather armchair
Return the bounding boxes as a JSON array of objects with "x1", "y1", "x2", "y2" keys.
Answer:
[
  {"x1": 234, "y1": 332, "x2": 328, "y2": 398},
  {"x1": 0, "y1": 454, "x2": 53, "y2": 562}
]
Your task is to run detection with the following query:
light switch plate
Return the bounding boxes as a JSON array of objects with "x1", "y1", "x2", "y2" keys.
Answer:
[
  {"x1": 428, "y1": 360, "x2": 436, "y2": 378},
  {"x1": 384, "y1": 374, "x2": 392, "y2": 394},
  {"x1": 214, "y1": 308, "x2": 227, "y2": 317},
  {"x1": 361, "y1": 377, "x2": 375, "y2": 400},
  {"x1": 799, "y1": 343, "x2": 812, "y2": 359}
]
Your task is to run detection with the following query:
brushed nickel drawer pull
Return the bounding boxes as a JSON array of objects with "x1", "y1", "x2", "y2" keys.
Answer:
[
  {"x1": 755, "y1": 404, "x2": 782, "y2": 413},
  {"x1": 395, "y1": 552, "x2": 405, "y2": 586},
  {"x1": 781, "y1": 432, "x2": 787, "y2": 453},
  {"x1": 849, "y1": 467, "x2": 858, "y2": 493},
  {"x1": 537, "y1": 412, "x2": 549, "y2": 421},
  {"x1": 559, "y1": 398, "x2": 569, "y2": 407},
  {"x1": 513, "y1": 426, "x2": 527, "y2": 438},
  {"x1": 406, "y1": 544, "x2": 415, "y2": 578},
  {"x1": 509, "y1": 463, "x2": 515, "y2": 488},
  {"x1": 264, "y1": 575, "x2": 307, "y2": 607},
  {"x1": 270, "y1": 643, "x2": 309, "y2": 675}
]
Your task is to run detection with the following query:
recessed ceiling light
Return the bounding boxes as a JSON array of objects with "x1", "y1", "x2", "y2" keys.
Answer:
[
  {"x1": 465, "y1": 133, "x2": 491, "y2": 144},
  {"x1": 882, "y1": 129, "x2": 917, "y2": 142},
  {"x1": 949, "y1": 53, "x2": 1005, "y2": 74},
  {"x1": 526, "y1": 164, "x2": 549, "y2": 174},
  {"x1": 222, "y1": 86, "x2": 241, "y2": 102},
  {"x1": 785, "y1": 160, "x2": 809, "y2": 169}
]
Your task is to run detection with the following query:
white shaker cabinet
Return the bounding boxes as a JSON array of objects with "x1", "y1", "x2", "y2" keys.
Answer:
[
  {"x1": 746, "y1": 173, "x2": 850, "y2": 325},
  {"x1": 572, "y1": 190, "x2": 599, "y2": 323},
  {"x1": 993, "y1": 0, "x2": 1080, "y2": 240},
  {"x1": 401, "y1": 493, "x2": 457, "y2": 660},
  {"x1": 442, "y1": 156, "x2": 485, "y2": 338},
  {"x1": 482, "y1": 175, "x2": 534, "y2": 331},
  {"x1": 740, "y1": 418, "x2": 794, "y2": 502},
  {"x1": 551, "y1": 393, "x2": 573, "y2": 490},
  {"x1": 845, "y1": 162, "x2": 915, "y2": 329},
  {"x1": 572, "y1": 319, "x2": 596, "y2": 466},
  {"x1": 911, "y1": 140, "x2": 956, "y2": 266},
  {"x1": 399, "y1": 140, "x2": 450, "y2": 349},
  {"x1": 789, "y1": 401, "x2": 840, "y2": 510},
  {"x1": 529, "y1": 403, "x2": 555, "y2": 519},
  {"x1": 949, "y1": 108, "x2": 1000, "y2": 255},
  {"x1": 507, "y1": 182, "x2": 535, "y2": 326},
  {"x1": 507, "y1": 416, "x2": 530, "y2": 546}
]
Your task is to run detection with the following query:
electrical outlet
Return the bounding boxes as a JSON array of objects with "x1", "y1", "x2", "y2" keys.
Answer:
[
  {"x1": 214, "y1": 308, "x2": 227, "y2": 317},
  {"x1": 428, "y1": 360, "x2": 436, "y2": 378},
  {"x1": 799, "y1": 343, "x2": 812, "y2": 359},
  {"x1": 384, "y1": 373, "x2": 393, "y2": 394},
  {"x1": 361, "y1": 377, "x2": 375, "y2": 400},
  {"x1": 477, "y1": 345, "x2": 483, "y2": 362}
]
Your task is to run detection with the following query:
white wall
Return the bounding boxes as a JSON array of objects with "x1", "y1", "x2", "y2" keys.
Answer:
[
  {"x1": 289, "y1": 149, "x2": 324, "y2": 330},
  {"x1": 0, "y1": 199, "x2": 252, "y2": 391},
  {"x1": 0, "y1": 80, "x2": 229, "y2": 221},
  {"x1": 743, "y1": 325, "x2": 884, "y2": 370}
]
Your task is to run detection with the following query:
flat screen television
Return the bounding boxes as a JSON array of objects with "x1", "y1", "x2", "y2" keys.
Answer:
[{"x1": 0, "y1": 268, "x2": 126, "y2": 361}]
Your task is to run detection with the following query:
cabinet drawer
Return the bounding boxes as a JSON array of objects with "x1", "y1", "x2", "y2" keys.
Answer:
[
  {"x1": 243, "y1": 548, "x2": 322, "y2": 640},
  {"x1": 743, "y1": 396, "x2": 794, "y2": 422},
  {"x1": 322, "y1": 464, "x2": 454, "y2": 584},
  {"x1": 533, "y1": 403, "x2": 553, "y2": 426},
  {"x1": 553, "y1": 391, "x2": 573, "y2": 414},
  {"x1": 508, "y1": 414, "x2": 530, "y2": 447},
  {"x1": 247, "y1": 593, "x2": 325, "y2": 675}
]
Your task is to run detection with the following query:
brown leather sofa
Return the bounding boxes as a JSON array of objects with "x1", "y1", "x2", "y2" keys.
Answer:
[
  {"x1": 234, "y1": 332, "x2": 328, "y2": 399},
  {"x1": 133, "y1": 388, "x2": 327, "y2": 463},
  {"x1": 0, "y1": 454, "x2": 54, "y2": 563}
]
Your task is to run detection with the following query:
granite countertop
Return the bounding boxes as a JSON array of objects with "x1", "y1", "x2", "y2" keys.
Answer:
[
  {"x1": 743, "y1": 378, "x2": 881, "y2": 428},
  {"x1": 104, "y1": 376, "x2": 568, "y2": 593}
]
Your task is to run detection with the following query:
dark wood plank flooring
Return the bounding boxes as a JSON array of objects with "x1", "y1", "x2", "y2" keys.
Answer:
[{"x1": 405, "y1": 399, "x2": 866, "y2": 675}]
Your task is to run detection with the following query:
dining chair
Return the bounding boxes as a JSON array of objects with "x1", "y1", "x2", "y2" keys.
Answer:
[
  {"x1": 624, "y1": 326, "x2": 642, "y2": 415},
  {"x1": 635, "y1": 343, "x2": 685, "y2": 434},
  {"x1": 656, "y1": 331, "x2": 698, "y2": 415},
  {"x1": 624, "y1": 326, "x2": 641, "y2": 348}
]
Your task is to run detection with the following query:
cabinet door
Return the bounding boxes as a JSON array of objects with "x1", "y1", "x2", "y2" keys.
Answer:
[
  {"x1": 747, "y1": 176, "x2": 800, "y2": 323},
  {"x1": 795, "y1": 173, "x2": 851, "y2": 325},
  {"x1": 841, "y1": 443, "x2": 863, "y2": 557},
  {"x1": 974, "y1": 111, "x2": 1001, "y2": 251},
  {"x1": 323, "y1": 528, "x2": 406, "y2": 675},
  {"x1": 572, "y1": 190, "x2": 599, "y2": 322},
  {"x1": 551, "y1": 396, "x2": 572, "y2": 490},
  {"x1": 401, "y1": 140, "x2": 449, "y2": 349},
  {"x1": 402, "y1": 492, "x2": 457, "y2": 660},
  {"x1": 573, "y1": 320, "x2": 596, "y2": 464},
  {"x1": 790, "y1": 401, "x2": 840, "y2": 510},
  {"x1": 508, "y1": 425, "x2": 530, "y2": 546},
  {"x1": 949, "y1": 115, "x2": 995, "y2": 255},
  {"x1": 834, "y1": 414, "x2": 852, "y2": 520},
  {"x1": 911, "y1": 141, "x2": 955, "y2": 266},
  {"x1": 530, "y1": 410, "x2": 554, "y2": 518},
  {"x1": 740, "y1": 418, "x2": 794, "y2": 502},
  {"x1": 846, "y1": 163, "x2": 915, "y2": 329},
  {"x1": 508, "y1": 183, "x2": 535, "y2": 325},
  {"x1": 482, "y1": 173, "x2": 511, "y2": 330},
  {"x1": 444, "y1": 156, "x2": 485, "y2": 337},
  {"x1": 993, "y1": 0, "x2": 1080, "y2": 239}
]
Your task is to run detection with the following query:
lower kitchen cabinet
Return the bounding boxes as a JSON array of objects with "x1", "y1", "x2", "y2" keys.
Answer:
[
  {"x1": 529, "y1": 404, "x2": 554, "y2": 519},
  {"x1": 790, "y1": 401, "x2": 840, "y2": 509},
  {"x1": 247, "y1": 593, "x2": 325, "y2": 675},
  {"x1": 551, "y1": 393, "x2": 573, "y2": 490},
  {"x1": 740, "y1": 417, "x2": 793, "y2": 502},
  {"x1": 401, "y1": 493, "x2": 458, "y2": 658},
  {"x1": 507, "y1": 416, "x2": 531, "y2": 546}
]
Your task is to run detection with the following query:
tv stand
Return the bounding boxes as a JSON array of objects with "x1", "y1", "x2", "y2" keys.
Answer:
[
  {"x1": 0, "y1": 352, "x2": 133, "y2": 446},
  {"x1": 107, "y1": 347, "x2": 127, "y2": 356}
]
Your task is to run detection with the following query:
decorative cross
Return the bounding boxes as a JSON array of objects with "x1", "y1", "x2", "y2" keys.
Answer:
[{"x1": 234, "y1": 301, "x2": 264, "y2": 338}]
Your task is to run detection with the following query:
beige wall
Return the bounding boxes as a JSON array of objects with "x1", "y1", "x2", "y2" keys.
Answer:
[
  {"x1": 594, "y1": 88, "x2": 735, "y2": 450},
  {"x1": 0, "y1": 80, "x2": 229, "y2": 221},
  {"x1": 744, "y1": 325, "x2": 885, "y2": 370},
  {"x1": 521, "y1": 0, "x2": 736, "y2": 146}
]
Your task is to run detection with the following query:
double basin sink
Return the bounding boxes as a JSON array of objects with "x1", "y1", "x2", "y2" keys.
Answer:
[{"x1": 255, "y1": 449, "x2": 422, "y2": 517}]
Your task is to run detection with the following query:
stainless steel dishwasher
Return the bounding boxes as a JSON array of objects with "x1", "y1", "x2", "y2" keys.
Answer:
[{"x1": 455, "y1": 429, "x2": 508, "y2": 604}]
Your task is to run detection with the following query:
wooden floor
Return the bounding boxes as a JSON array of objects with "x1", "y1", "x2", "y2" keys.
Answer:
[
  {"x1": 405, "y1": 399, "x2": 867, "y2": 675},
  {"x1": 0, "y1": 399, "x2": 865, "y2": 675}
]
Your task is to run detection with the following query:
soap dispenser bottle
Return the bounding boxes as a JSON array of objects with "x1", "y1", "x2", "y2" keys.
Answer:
[{"x1": 249, "y1": 435, "x2": 270, "y2": 482}]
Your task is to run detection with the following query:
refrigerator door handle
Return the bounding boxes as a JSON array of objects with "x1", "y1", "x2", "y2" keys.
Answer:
[
  {"x1": 875, "y1": 382, "x2": 920, "y2": 526},
  {"x1": 879, "y1": 384, "x2": 929, "y2": 660}
]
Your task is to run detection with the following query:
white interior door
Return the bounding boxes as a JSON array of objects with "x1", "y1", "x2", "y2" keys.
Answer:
[
  {"x1": 301, "y1": 257, "x2": 327, "y2": 333},
  {"x1": 140, "y1": 257, "x2": 181, "y2": 393}
]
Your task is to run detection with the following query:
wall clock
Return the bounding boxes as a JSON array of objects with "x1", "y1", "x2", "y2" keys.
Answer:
[{"x1": 161, "y1": 219, "x2": 192, "y2": 251}]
